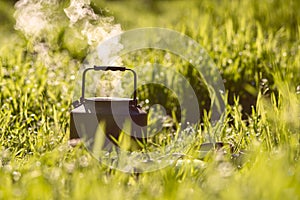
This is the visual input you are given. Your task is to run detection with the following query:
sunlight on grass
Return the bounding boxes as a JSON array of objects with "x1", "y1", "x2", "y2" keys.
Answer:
[{"x1": 0, "y1": 0, "x2": 299, "y2": 199}]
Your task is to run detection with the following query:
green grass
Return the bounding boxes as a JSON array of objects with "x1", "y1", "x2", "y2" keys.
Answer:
[{"x1": 1, "y1": 0, "x2": 300, "y2": 199}]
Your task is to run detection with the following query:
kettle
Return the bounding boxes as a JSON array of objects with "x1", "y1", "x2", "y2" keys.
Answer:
[{"x1": 70, "y1": 66, "x2": 147, "y2": 150}]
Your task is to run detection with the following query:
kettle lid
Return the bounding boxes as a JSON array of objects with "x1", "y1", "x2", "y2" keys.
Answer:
[{"x1": 85, "y1": 97, "x2": 133, "y2": 102}]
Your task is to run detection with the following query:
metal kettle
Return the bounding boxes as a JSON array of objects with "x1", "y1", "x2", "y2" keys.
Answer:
[{"x1": 70, "y1": 66, "x2": 147, "y2": 149}]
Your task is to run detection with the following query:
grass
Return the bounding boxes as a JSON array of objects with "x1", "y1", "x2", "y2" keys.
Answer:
[{"x1": 0, "y1": 0, "x2": 300, "y2": 199}]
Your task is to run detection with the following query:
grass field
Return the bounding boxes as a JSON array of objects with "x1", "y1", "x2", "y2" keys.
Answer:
[{"x1": 0, "y1": 0, "x2": 300, "y2": 199}]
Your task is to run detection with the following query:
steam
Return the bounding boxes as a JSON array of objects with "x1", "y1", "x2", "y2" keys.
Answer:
[
  {"x1": 64, "y1": 0, "x2": 98, "y2": 24},
  {"x1": 14, "y1": 0, "x2": 122, "y2": 59},
  {"x1": 14, "y1": 0, "x2": 58, "y2": 38},
  {"x1": 14, "y1": 0, "x2": 124, "y2": 97},
  {"x1": 64, "y1": 0, "x2": 122, "y2": 47}
]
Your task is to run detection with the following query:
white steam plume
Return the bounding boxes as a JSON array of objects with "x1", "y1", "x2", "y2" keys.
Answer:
[
  {"x1": 14, "y1": 0, "x2": 57, "y2": 38},
  {"x1": 14, "y1": 0, "x2": 124, "y2": 97},
  {"x1": 64, "y1": 0, "x2": 122, "y2": 47},
  {"x1": 64, "y1": 0, "x2": 98, "y2": 24}
]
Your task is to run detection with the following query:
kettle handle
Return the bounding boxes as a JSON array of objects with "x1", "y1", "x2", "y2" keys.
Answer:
[{"x1": 79, "y1": 66, "x2": 137, "y2": 105}]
